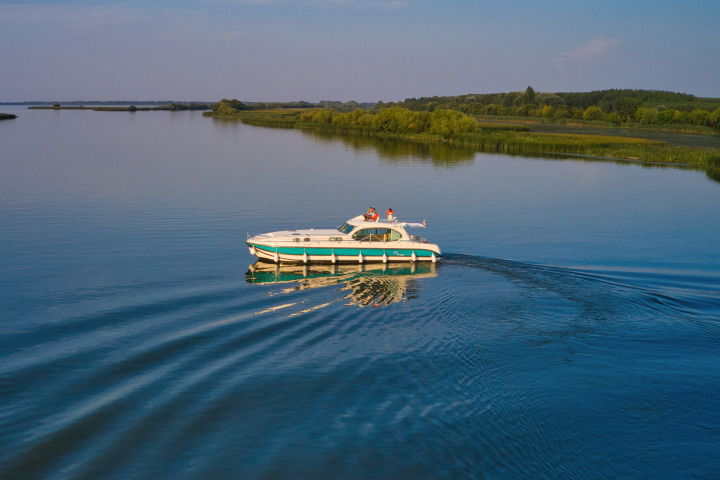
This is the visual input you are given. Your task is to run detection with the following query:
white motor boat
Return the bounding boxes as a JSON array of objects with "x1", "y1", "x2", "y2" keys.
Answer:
[{"x1": 246, "y1": 215, "x2": 441, "y2": 264}]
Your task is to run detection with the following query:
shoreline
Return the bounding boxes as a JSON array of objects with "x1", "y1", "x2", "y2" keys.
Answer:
[{"x1": 206, "y1": 108, "x2": 720, "y2": 176}]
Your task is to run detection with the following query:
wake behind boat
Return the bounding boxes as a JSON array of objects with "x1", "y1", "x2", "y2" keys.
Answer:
[{"x1": 246, "y1": 214, "x2": 441, "y2": 264}]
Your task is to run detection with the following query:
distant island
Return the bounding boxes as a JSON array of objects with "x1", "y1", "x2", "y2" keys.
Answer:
[
  {"x1": 26, "y1": 102, "x2": 210, "y2": 112},
  {"x1": 0, "y1": 100, "x2": 212, "y2": 106},
  {"x1": 204, "y1": 88, "x2": 720, "y2": 179},
  {"x1": 0, "y1": 113, "x2": 17, "y2": 120}
]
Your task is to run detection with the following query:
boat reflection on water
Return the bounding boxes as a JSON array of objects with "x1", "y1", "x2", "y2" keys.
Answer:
[{"x1": 246, "y1": 261, "x2": 439, "y2": 307}]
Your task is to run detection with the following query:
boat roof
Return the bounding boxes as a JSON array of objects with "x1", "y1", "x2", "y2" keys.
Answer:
[{"x1": 346, "y1": 215, "x2": 426, "y2": 229}]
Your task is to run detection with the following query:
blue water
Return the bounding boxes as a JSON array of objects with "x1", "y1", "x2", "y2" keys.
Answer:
[{"x1": 1, "y1": 106, "x2": 719, "y2": 479}]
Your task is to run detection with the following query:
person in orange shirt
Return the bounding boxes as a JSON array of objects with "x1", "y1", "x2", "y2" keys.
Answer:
[{"x1": 365, "y1": 206, "x2": 377, "y2": 221}]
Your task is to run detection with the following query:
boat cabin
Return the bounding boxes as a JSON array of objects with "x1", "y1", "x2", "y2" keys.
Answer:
[
  {"x1": 337, "y1": 216, "x2": 425, "y2": 243},
  {"x1": 351, "y1": 227, "x2": 403, "y2": 242}
]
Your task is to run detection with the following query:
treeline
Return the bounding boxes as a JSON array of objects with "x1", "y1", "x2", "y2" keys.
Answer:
[
  {"x1": 297, "y1": 107, "x2": 480, "y2": 139},
  {"x1": 209, "y1": 89, "x2": 720, "y2": 129},
  {"x1": 163, "y1": 103, "x2": 209, "y2": 111},
  {"x1": 210, "y1": 98, "x2": 372, "y2": 116},
  {"x1": 389, "y1": 88, "x2": 720, "y2": 129}
]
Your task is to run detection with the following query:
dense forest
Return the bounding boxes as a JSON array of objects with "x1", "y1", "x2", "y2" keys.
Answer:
[{"x1": 387, "y1": 88, "x2": 720, "y2": 129}]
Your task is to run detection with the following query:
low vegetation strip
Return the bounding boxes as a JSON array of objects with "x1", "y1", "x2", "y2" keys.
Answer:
[
  {"x1": 0, "y1": 113, "x2": 17, "y2": 120},
  {"x1": 453, "y1": 131, "x2": 662, "y2": 155},
  {"x1": 28, "y1": 103, "x2": 210, "y2": 112}
]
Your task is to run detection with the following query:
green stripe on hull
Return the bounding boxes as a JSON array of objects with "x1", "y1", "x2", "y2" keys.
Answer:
[{"x1": 249, "y1": 243, "x2": 438, "y2": 259}]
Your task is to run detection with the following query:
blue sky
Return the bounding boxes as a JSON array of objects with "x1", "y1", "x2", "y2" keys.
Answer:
[{"x1": 2, "y1": 0, "x2": 719, "y2": 102}]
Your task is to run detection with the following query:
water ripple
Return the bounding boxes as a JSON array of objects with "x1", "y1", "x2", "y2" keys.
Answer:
[{"x1": 2, "y1": 255, "x2": 719, "y2": 479}]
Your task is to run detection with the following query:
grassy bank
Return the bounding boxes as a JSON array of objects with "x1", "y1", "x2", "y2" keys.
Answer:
[
  {"x1": 203, "y1": 107, "x2": 300, "y2": 127},
  {"x1": 205, "y1": 107, "x2": 720, "y2": 176}
]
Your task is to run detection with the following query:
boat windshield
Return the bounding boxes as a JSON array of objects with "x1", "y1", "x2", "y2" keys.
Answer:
[{"x1": 337, "y1": 222, "x2": 354, "y2": 234}]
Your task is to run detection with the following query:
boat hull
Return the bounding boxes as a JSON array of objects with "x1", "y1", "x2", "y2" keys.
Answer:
[{"x1": 247, "y1": 242, "x2": 441, "y2": 264}]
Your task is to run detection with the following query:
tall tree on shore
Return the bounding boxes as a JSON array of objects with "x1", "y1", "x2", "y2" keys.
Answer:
[{"x1": 525, "y1": 86, "x2": 536, "y2": 105}]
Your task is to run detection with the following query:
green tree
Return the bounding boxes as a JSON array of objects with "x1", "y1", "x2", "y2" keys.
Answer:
[
  {"x1": 555, "y1": 105, "x2": 571, "y2": 119},
  {"x1": 371, "y1": 107, "x2": 401, "y2": 132},
  {"x1": 672, "y1": 110, "x2": 690, "y2": 124},
  {"x1": 515, "y1": 104, "x2": 533, "y2": 116},
  {"x1": 636, "y1": 107, "x2": 659, "y2": 124},
  {"x1": 689, "y1": 109, "x2": 710, "y2": 126},
  {"x1": 211, "y1": 98, "x2": 247, "y2": 112},
  {"x1": 524, "y1": 86, "x2": 536, "y2": 105},
  {"x1": 582, "y1": 106, "x2": 605, "y2": 121},
  {"x1": 298, "y1": 111, "x2": 315, "y2": 122},
  {"x1": 541, "y1": 105, "x2": 555, "y2": 119},
  {"x1": 709, "y1": 107, "x2": 720, "y2": 129},
  {"x1": 658, "y1": 109, "x2": 675, "y2": 124},
  {"x1": 429, "y1": 109, "x2": 477, "y2": 139},
  {"x1": 312, "y1": 109, "x2": 334, "y2": 124},
  {"x1": 606, "y1": 112, "x2": 621, "y2": 124},
  {"x1": 613, "y1": 98, "x2": 640, "y2": 121},
  {"x1": 484, "y1": 104, "x2": 508, "y2": 116}
]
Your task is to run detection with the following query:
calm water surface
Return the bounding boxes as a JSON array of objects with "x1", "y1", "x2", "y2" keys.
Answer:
[{"x1": 1, "y1": 106, "x2": 719, "y2": 479}]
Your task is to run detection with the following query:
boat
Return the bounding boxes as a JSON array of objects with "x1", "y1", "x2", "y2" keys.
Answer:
[{"x1": 246, "y1": 214, "x2": 441, "y2": 264}]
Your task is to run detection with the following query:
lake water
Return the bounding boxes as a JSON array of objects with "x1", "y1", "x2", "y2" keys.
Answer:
[{"x1": 1, "y1": 106, "x2": 719, "y2": 479}]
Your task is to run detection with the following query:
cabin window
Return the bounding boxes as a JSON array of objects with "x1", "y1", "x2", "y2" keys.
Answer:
[
  {"x1": 352, "y1": 228, "x2": 401, "y2": 242},
  {"x1": 337, "y1": 222, "x2": 354, "y2": 234}
]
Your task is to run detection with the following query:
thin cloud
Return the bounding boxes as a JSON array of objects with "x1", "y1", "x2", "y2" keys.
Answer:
[{"x1": 554, "y1": 37, "x2": 620, "y2": 69}]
